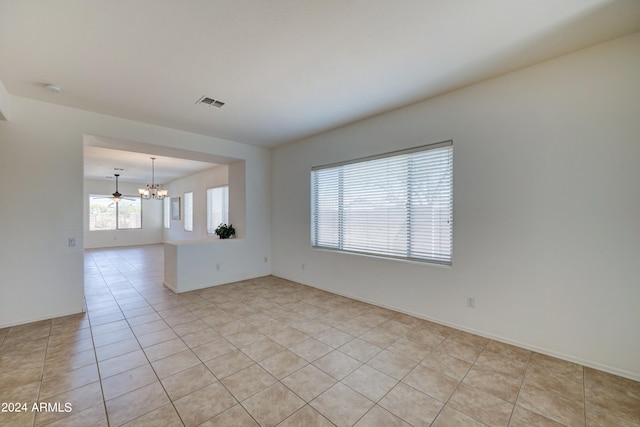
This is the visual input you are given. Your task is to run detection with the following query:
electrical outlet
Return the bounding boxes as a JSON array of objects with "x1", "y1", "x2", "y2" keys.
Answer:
[
  {"x1": 302, "y1": 263, "x2": 305, "y2": 270},
  {"x1": 264, "y1": 256, "x2": 268, "y2": 263},
  {"x1": 68, "y1": 238, "x2": 76, "y2": 247},
  {"x1": 467, "y1": 297, "x2": 475, "y2": 308},
  {"x1": 216, "y1": 264, "x2": 220, "y2": 271}
]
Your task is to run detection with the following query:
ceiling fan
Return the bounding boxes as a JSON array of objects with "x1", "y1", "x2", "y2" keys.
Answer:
[{"x1": 95, "y1": 174, "x2": 137, "y2": 203}]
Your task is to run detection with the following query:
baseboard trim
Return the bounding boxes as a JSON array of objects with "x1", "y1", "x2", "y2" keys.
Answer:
[
  {"x1": 274, "y1": 274, "x2": 640, "y2": 382},
  {"x1": 0, "y1": 308, "x2": 85, "y2": 329}
]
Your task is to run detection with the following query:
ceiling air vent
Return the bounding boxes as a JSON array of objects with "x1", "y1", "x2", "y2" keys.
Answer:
[{"x1": 196, "y1": 96, "x2": 225, "y2": 108}]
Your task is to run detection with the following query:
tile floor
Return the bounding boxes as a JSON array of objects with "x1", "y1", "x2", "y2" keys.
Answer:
[{"x1": 1, "y1": 245, "x2": 639, "y2": 426}]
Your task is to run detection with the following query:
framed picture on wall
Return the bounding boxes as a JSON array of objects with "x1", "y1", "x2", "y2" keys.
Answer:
[{"x1": 171, "y1": 197, "x2": 181, "y2": 220}]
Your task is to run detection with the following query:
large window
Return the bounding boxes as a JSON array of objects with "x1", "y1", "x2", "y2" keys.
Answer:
[
  {"x1": 89, "y1": 195, "x2": 142, "y2": 231},
  {"x1": 163, "y1": 197, "x2": 171, "y2": 229},
  {"x1": 311, "y1": 141, "x2": 453, "y2": 265},
  {"x1": 184, "y1": 192, "x2": 193, "y2": 232},
  {"x1": 207, "y1": 186, "x2": 229, "y2": 234}
]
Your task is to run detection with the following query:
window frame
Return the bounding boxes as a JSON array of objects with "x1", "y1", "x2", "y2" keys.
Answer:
[
  {"x1": 89, "y1": 194, "x2": 143, "y2": 231},
  {"x1": 311, "y1": 140, "x2": 453, "y2": 266},
  {"x1": 207, "y1": 185, "x2": 229, "y2": 235},
  {"x1": 184, "y1": 192, "x2": 194, "y2": 232}
]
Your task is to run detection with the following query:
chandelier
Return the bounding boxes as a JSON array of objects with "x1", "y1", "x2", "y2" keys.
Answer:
[{"x1": 138, "y1": 157, "x2": 168, "y2": 200}]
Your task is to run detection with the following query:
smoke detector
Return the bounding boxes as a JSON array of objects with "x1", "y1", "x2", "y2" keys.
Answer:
[
  {"x1": 45, "y1": 84, "x2": 63, "y2": 94},
  {"x1": 196, "y1": 96, "x2": 225, "y2": 108}
]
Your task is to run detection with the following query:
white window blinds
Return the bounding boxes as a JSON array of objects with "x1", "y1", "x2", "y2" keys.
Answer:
[
  {"x1": 207, "y1": 186, "x2": 229, "y2": 234},
  {"x1": 311, "y1": 141, "x2": 453, "y2": 265},
  {"x1": 184, "y1": 192, "x2": 193, "y2": 232}
]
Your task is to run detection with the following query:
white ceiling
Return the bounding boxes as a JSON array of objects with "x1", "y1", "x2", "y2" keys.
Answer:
[
  {"x1": 84, "y1": 146, "x2": 218, "y2": 184},
  {"x1": 1, "y1": 0, "x2": 639, "y2": 153}
]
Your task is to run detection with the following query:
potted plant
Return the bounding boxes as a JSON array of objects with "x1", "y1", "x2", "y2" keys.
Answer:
[{"x1": 214, "y1": 223, "x2": 235, "y2": 239}]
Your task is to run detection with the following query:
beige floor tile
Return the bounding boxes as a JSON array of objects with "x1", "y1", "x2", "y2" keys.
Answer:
[
  {"x1": 105, "y1": 381, "x2": 170, "y2": 427},
  {"x1": 191, "y1": 337, "x2": 236, "y2": 361},
  {"x1": 173, "y1": 381, "x2": 236, "y2": 427},
  {"x1": 162, "y1": 311, "x2": 199, "y2": 327},
  {"x1": 259, "y1": 349, "x2": 308, "y2": 379},
  {"x1": 313, "y1": 350, "x2": 362, "y2": 380},
  {"x1": 94, "y1": 338, "x2": 141, "y2": 362},
  {"x1": 516, "y1": 383, "x2": 585, "y2": 426},
  {"x1": 585, "y1": 367, "x2": 640, "y2": 399},
  {"x1": 44, "y1": 403, "x2": 108, "y2": 427},
  {"x1": 474, "y1": 351, "x2": 528, "y2": 378},
  {"x1": 91, "y1": 328, "x2": 135, "y2": 347},
  {"x1": 402, "y1": 364, "x2": 459, "y2": 402},
  {"x1": 151, "y1": 349, "x2": 201, "y2": 379},
  {"x1": 198, "y1": 404, "x2": 259, "y2": 427},
  {"x1": 171, "y1": 319, "x2": 210, "y2": 337},
  {"x1": 339, "y1": 338, "x2": 383, "y2": 363},
  {"x1": 508, "y1": 406, "x2": 565, "y2": 427},
  {"x1": 34, "y1": 381, "x2": 104, "y2": 426},
  {"x1": 99, "y1": 349, "x2": 148, "y2": 379},
  {"x1": 386, "y1": 337, "x2": 433, "y2": 362},
  {"x1": 101, "y1": 364, "x2": 158, "y2": 400},
  {"x1": 523, "y1": 364, "x2": 584, "y2": 403},
  {"x1": 343, "y1": 365, "x2": 398, "y2": 402},
  {"x1": 224, "y1": 327, "x2": 266, "y2": 348},
  {"x1": 289, "y1": 338, "x2": 333, "y2": 362},
  {"x1": 142, "y1": 337, "x2": 189, "y2": 362},
  {"x1": 431, "y1": 405, "x2": 488, "y2": 426},
  {"x1": 315, "y1": 327, "x2": 355, "y2": 348},
  {"x1": 277, "y1": 405, "x2": 334, "y2": 427},
  {"x1": 438, "y1": 338, "x2": 484, "y2": 363},
  {"x1": 90, "y1": 319, "x2": 129, "y2": 336},
  {"x1": 376, "y1": 319, "x2": 411, "y2": 337},
  {"x1": 221, "y1": 364, "x2": 277, "y2": 401},
  {"x1": 121, "y1": 403, "x2": 183, "y2": 427},
  {"x1": 43, "y1": 349, "x2": 96, "y2": 377},
  {"x1": 404, "y1": 328, "x2": 445, "y2": 349},
  {"x1": 484, "y1": 340, "x2": 531, "y2": 364},
  {"x1": 205, "y1": 349, "x2": 254, "y2": 379},
  {"x1": 360, "y1": 329, "x2": 398, "y2": 348},
  {"x1": 422, "y1": 348, "x2": 473, "y2": 381},
  {"x1": 462, "y1": 365, "x2": 523, "y2": 403},
  {"x1": 585, "y1": 379, "x2": 640, "y2": 424},
  {"x1": 2, "y1": 409, "x2": 37, "y2": 427},
  {"x1": 269, "y1": 327, "x2": 310, "y2": 347},
  {"x1": 379, "y1": 382, "x2": 443, "y2": 426},
  {"x1": 40, "y1": 363, "x2": 100, "y2": 399},
  {"x1": 448, "y1": 384, "x2": 514, "y2": 427},
  {"x1": 529, "y1": 353, "x2": 584, "y2": 383},
  {"x1": 125, "y1": 312, "x2": 162, "y2": 327},
  {"x1": 242, "y1": 382, "x2": 305, "y2": 426},
  {"x1": 354, "y1": 405, "x2": 412, "y2": 426},
  {"x1": 366, "y1": 349, "x2": 419, "y2": 380},
  {"x1": 585, "y1": 403, "x2": 640, "y2": 427},
  {"x1": 240, "y1": 338, "x2": 285, "y2": 362},
  {"x1": 161, "y1": 363, "x2": 217, "y2": 401},
  {"x1": 130, "y1": 320, "x2": 169, "y2": 337},
  {"x1": 281, "y1": 364, "x2": 337, "y2": 402},
  {"x1": 8, "y1": 247, "x2": 640, "y2": 427},
  {"x1": 310, "y1": 382, "x2": 374, "y2": 427},
  {"x1": 180, "y1": 327, "x2": 221, "y2": 348},
  {"x1": 46, "y1": 337, "x2": 94, "y2": 360},
  {"x1": 136, "y1": 328, "x2": 179, "y2": 348}
]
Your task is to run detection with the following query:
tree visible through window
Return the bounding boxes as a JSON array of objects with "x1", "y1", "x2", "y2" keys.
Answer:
[
  {"x1": 89, "y1": 195, "x2": 142, "y2": 231},
  {"x1": 311, "y1": 141, "x2": 453, "y2": 265}
]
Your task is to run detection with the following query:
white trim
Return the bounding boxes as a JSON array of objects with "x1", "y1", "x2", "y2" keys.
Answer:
[{"x1": 274, "y1": 273, "x2": 640, "y2": 382}]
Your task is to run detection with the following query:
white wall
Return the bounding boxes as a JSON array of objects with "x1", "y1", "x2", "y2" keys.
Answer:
[
  {"x1": 0, "y1": 96, "x2": 271, "y2": 328},
  {"x1": 164, "y1": 165, "x2": 229, "y2": 241},
  {"x1": 271, "y1": 33, "x2": 640, "y2": 380},
  {"x1": 84, "y1": 179, "x2": 163, "y2": 248}
]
